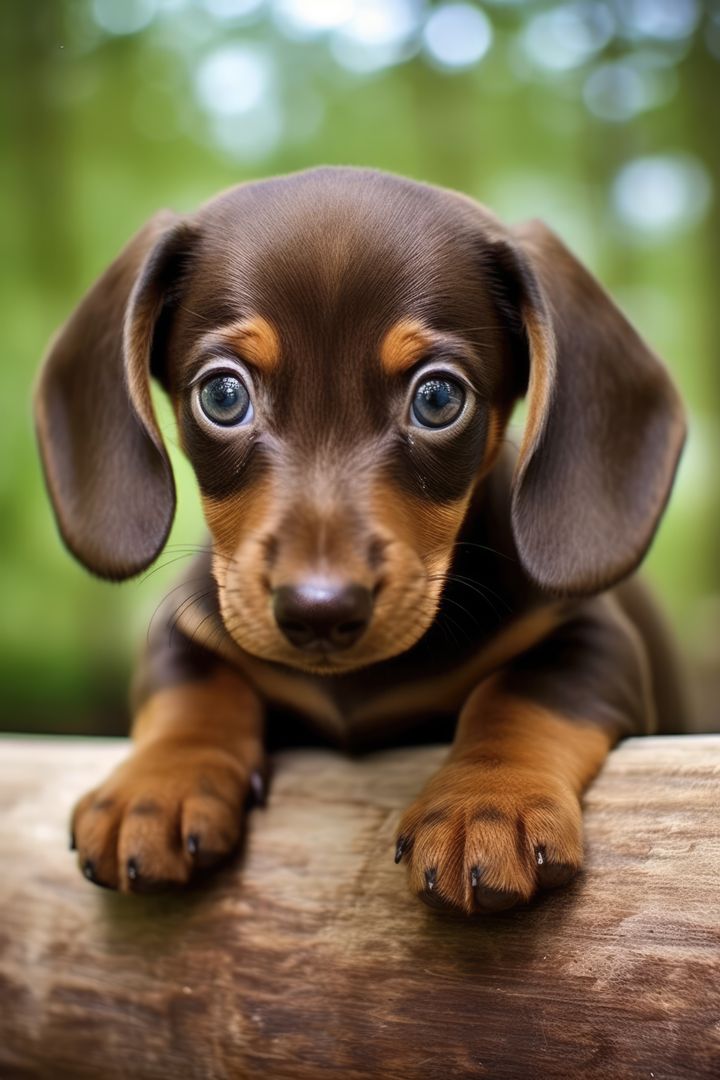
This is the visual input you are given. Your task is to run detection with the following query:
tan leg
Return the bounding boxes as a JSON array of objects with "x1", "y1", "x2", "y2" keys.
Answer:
[
  {"x1": 72, "y1": 664, "x2": 264, "y2": 892},
  {"x1": 397, "y1": 600, "x2": 651, "y2": 913}
]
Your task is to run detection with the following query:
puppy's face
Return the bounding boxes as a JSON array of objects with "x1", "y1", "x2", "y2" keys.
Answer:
[
  {"x1": 166, "y1": 175, "x2": 518, "y2": 673},
  {"x1": 36, "y1": 168, "x2": 685, "y2": 665}
]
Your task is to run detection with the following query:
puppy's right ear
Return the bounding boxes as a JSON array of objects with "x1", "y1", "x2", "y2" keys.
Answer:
[{"x1": 35, "y1": 212, "x2": 197, "y2": 580}]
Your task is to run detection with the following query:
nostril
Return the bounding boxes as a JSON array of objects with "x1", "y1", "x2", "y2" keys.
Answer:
[
  {"x1": 273, "y1": 582, "x2": 373, "y2": 652},
  {"x1": 276, "y1": 617, "x2": 311, "y2": 641}
]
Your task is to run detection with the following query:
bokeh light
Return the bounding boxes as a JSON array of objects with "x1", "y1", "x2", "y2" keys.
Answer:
[
  {"x1": 92, "y1": 0, "x2": 158, "y2": 36},
  {"x1": 203, "y1": 0, "x2": 265, "y2": 21},
  {"x1": 520, "y1": 3, "x2": 614, "y2": 73},
  {"x1": 330, "y1": 0, "x2": 422, "y2": 73},
  {"x1": 422, "y1": 4, "x2": 493, "y2": 71},
  {"x1": 273, "y1": 0, "x2": 354, "y2": 39},
  {"x1": 195, "y1": 44, "x2": 274, "y2": 116},
  {"x1": 583, "y1": 57, "x2": 676, "y2": 121},
  {"x1": 612, "y1": 154, "x2": 712, "y2": 237},
  {"x1": 616, "y1": 0, "x2": 700, "y2": 43}
]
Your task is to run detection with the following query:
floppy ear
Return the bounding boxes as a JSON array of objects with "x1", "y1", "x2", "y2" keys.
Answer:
[
  {"x1": 494, "y1": 219, "x2": 686, "y2": 596},
  {"x1": 34, "y1": 211, "x2": 197, "y2": 580}
]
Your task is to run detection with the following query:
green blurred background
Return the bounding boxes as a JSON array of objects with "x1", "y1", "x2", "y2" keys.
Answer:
[{"x1": 2, "y1": 0, "x2": 719, "y2": 735}]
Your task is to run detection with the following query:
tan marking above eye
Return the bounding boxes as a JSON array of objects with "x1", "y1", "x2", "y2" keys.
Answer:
[
  {"x1": 379, "y1": 318, "x2": 438, "y2": 376},
  {"x1": 203, "y1": 315, "x2": 281, "y2": 375}
]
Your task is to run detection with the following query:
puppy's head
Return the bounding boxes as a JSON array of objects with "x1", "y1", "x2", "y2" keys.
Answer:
[{"x1": 35, "y1": 168, "x2": 685, "y2": 674}]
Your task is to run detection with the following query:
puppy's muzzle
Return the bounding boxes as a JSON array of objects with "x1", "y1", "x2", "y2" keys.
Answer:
[{"x1": 272, "y1": 580, "x2": 373, "y2": 652}]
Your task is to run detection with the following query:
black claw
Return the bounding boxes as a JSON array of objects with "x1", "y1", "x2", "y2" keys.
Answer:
[
  {"x1": 249, "y1": 769, "x2": 266, "y2": 807},
  {"x1": 394, "y1": 837, "x2": 407, "y2": 864},
  {"x1": 187, "y1": 833, "x2": 199, "y2": 857},
  {"x1": 535, "y1": 845, "x2": 546, "y2": 867},
  {"x1": 470, "y1": 866, "x2": 480, "y2": 888},
  {"x1": 425, "y1": 867, "x2": 437, "y2": 891},
  {"x1": 69, "y1": 832, "x2": 77, "y2": 851},
  {"x1": 126, "y1": 857, "x2": 139, "y2": 883},
  {"x1": 81, "y1": 859, "x2": 113, "y2": 890}
]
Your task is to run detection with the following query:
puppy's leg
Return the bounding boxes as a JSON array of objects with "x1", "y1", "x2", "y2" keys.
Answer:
[
  {"x1": 397, "y1": 596, "x2": 654, "y2": 914},
  {"x1": 72, "y1": 629, "x2": 263, "y2": 893}
]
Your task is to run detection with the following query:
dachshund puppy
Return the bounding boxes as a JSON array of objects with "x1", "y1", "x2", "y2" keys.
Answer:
[{"x1": 35, "y1": 167, "x2": 686, "y2": 912}]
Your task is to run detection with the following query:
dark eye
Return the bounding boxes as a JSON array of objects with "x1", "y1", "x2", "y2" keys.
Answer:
[
  {"x1": 198, "y1": 373, "x2": 251, "y2": 427},
  {"x1": 411, "y1": 376, "x2": 465, "y2": 429}
]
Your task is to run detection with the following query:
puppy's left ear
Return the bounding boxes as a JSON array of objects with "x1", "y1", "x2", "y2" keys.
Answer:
[
  {"x1": 34, "y1": 211, "x2": 198, "y2": 580},
  {"x1": 492, "y1": 219, "x2": 686, "y2": 596}
]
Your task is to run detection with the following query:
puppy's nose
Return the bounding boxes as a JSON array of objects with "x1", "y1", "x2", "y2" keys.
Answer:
[{"x1": 273, "y1": 582, "x2": 373, "y2": 651}]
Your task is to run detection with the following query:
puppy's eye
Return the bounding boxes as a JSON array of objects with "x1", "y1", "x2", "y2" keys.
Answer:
[
  {"x1": 411, "y1": 376, "x2": 465, "y2": 429},
  {"x1": 198, "y1": 374, "x2": 252, "y2": 427}
]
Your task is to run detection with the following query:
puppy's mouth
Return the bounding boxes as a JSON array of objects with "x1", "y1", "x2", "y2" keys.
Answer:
[{"x1": 217, "y1": 571, "x2": 442, "y2": 676}]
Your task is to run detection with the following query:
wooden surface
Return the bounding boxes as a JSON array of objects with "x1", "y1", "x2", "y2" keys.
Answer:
[{"x1": 0, "y1": 735, "x2": 719, "y2": 1080}]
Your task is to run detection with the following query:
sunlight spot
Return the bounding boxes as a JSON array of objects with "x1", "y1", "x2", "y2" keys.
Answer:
[
  {"x1": 521, "y1": 2, "x2": 614, "y2": 72},
  {"x1": 422, "y1": 3, "x2": 493, "y2": 70},
  {"x1": 203, "y1": 0, "x2": 265, "y2": 20},
  {"x1": 617, "y1": 0, "x2": 700, "y2": 42},
  {"x1": 273, "y1": 0, "x2": 355, "y2": 39},
  {"x1": 92, "y1": 0, "x2": 157, "y2": 35},
  {"x1": 195, "y1": 44, "x2": 273, "y2": 116},
  {"x1": 613, "y1": 154, "x2": 712, "y2": 237},
  {"x1": 331, "y1": 0, "x2": 422, "y2": 73},
  {"x1": 583, "y1": 59, "x2": 676, "y2": 122}
]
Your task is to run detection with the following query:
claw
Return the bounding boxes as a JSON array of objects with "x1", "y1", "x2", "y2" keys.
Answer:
[
  {"x1": 69, "y1": 832, "x2": 77, "y2": 851},
  {"x1": 187, "y1": 833, "x2": 199, "y2": 857},
  {"x1": 394, "y1": 837, "x2": 407, "y2": 864},
  {"x1": 126, "y1": 857, "x2": 139, "y2": 882},
  {"x1": 470, "y1": 866, "x2": 480, "y2": 888},
  {"x1": 249, "y1": 769, "x2": 266, "y2": 807},
  {"x1": 425, "y1": 867, "x2": 437, "y2": 891},
  {"x1": 535, "y1": 845, "x2": 546, "y2": 867},
  {"x1": 82, "y1": 858, "x2": 96, "y2": 882}
]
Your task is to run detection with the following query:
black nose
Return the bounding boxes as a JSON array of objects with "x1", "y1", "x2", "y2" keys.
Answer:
[{"x1": 273, "y1": 582, "x2": 373, "y2": 651}]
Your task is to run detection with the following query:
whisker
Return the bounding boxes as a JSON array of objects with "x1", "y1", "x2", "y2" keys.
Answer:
[
  {"x1": 442, "y1": 572, "x2": 513, "y2": 613},
  {"x1": 435, "y1": 610, "x2": 461, "y2": 650},
  {"x1": 434, "y1": 592, "x2": 482, "y2": 627},
  {"x1": 138, "y1": 551, "x2": 204, "y2": 585},
  {"x1": 168, "y1": 589, "x2": 215, "y2": 649},
  {"x1": 450, "y1": 541, "x2": 517, "y2": 564},
  {"x1": 428, "y1": 573, "x2": 506, "y2": 623},
  {"x1": 188, "y1": 609, "x2": 222, "y2": 650},
  {"x1": 146, "y1": 575, "x2": 218, "y2": 645}
]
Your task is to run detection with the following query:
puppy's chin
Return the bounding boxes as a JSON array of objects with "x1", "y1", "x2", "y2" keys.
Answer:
[{"x1": 220, "y1": 605, "x2": 441, "y2": 677}]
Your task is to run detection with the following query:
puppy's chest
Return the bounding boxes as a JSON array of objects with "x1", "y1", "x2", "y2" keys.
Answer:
[{"x1": 233, "y1": 605, "x2": 559, "y2": 747}]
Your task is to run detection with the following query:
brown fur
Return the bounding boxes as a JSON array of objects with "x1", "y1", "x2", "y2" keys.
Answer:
[{"x1": 35, "y1": 167, "x2": 687, "y2": 907}]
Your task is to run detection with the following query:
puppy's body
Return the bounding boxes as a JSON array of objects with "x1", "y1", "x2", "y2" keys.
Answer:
[
  {"x1": 35, "y1": 168, "x2": 686, "y2": 912},
  {"x1": 142, "y1": 457, "x2": 681, "y2": 750}
]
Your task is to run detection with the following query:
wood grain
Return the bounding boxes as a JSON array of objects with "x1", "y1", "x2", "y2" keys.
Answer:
[{"x1": 0, "y1": 735, "x2": 718, "y2": 1080}]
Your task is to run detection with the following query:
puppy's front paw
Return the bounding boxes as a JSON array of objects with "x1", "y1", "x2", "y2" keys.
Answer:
[
  {"x1": 395, "y1": 762, "x2": 582, "y2": 914},
  {"x1": 71, "y1": 742, "x2": 264, "y2": 892}
]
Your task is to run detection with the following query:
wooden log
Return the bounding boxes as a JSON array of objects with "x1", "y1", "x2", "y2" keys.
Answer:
[{"x1": 0, "y1": 735, "x2": 718, "y2": 1080}]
